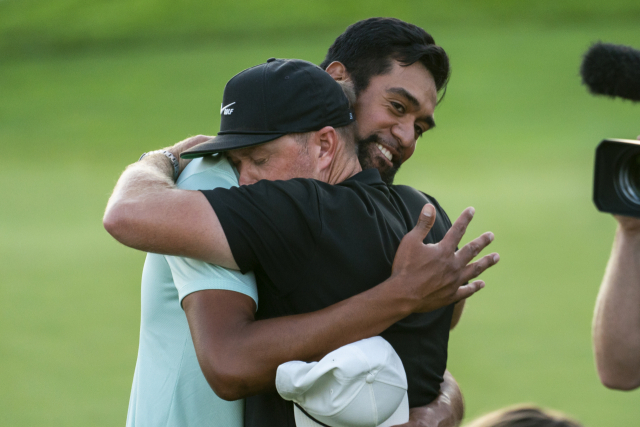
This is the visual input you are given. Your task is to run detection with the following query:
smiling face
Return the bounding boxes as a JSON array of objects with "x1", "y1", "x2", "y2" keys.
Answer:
[{"x1": 353, "y1": 60, "x2": 438, "y2": 184}]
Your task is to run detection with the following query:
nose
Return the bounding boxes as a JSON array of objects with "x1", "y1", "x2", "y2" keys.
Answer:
[
  {"x1": 238, "y1": 174, "x2": 257, "y2": 186},
  {"x1": 390, "y1": 120, "x2": 416, "y2": 150},
  {"x1": 237, "y1": 167, "x2": 259, "y2": 186}
]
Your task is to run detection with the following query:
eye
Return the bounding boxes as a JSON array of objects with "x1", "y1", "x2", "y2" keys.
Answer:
[
  {"x1": 415, "y1": 125, "x2": 425, "y2": 138},
  {"x1": 391, "y1": 101, "x2": 405, "y2": 114},
  {"x1": 253, "y1": 158, "x2": 268, "y2": 166}
]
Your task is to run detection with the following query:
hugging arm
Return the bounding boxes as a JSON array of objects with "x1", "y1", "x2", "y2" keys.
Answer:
[
  {"x1": 184, "y1": 278, "x2": 417, "y2": 400},
  {"x1": 181, "y1": 203, "x2": 497, "y2": 401},
  {"x1": 103, "y1": 136, "x2": 238, "y2": 269},
  {"x1": 185, "y1": 291, "x2": 466, "y2": 426},
  {"x1": 105, "y1": 137, "x2": 498, "y2": 400}
]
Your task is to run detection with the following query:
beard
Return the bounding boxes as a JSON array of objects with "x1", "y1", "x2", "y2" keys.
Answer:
[{"x1": 357, "y1": 133, "x2": 403, "y2": 185}]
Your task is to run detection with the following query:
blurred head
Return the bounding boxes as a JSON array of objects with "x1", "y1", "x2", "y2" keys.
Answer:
[
  {"x1": 465, "y1": 405, "x2": 583, "y2": 427},
  {"x1": 320, "y1": 18, "x2": 450, "y2": 184}
]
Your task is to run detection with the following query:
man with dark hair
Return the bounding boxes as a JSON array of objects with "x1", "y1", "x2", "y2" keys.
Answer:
[
  {"x1": 320, "y1": 17, "x2": 468, "y2": 333},
  {"x1": 320, "y1": 17, "x2": 450, "y2": 185},
  {"x1": 105, "y1": 58, "x2": 497, "y2": 427},
  {"x1": 319, "y1": 17, "x2": 450, "y2": 96}
]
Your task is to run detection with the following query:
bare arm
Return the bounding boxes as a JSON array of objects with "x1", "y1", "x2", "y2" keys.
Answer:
[
  {"x1": 593, "y1": 216, "x2": 640, "y2": 390},
  {"x1": 103, "y1": 136, "x2": 239, "y2": 269},
  {"x1": 182, "y1": 205, "x2": 499, "y2": 400},
  {"x1": 184, "y1": 280, "x2": 415, "y2": 400}
]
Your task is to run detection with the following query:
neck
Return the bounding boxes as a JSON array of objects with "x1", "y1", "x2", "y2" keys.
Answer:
[{"x1": 323, "y1": 143, "x2": 362, "y2": 185}]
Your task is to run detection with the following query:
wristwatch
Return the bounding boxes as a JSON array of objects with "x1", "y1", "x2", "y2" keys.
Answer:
[{"x1": 139, "y1": 150, "x2": 180, "y2": 181}]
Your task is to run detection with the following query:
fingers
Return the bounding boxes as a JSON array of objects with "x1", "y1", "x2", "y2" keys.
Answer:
[
  {"x1": 456, "y1": 231, "x2": 494, "y2": 265},
  {"x1": 460, "y1": 252, "x2": 500, "y2": 284},
  {"x1": 441, "y1": 207, "x2": 475, "y2": 251},
  {"x1": 408, "y1": 204, "x2": 436, "y2": 241},
  {"x1": 453, "y1": 280, "x2": 485, "y2": 302}
]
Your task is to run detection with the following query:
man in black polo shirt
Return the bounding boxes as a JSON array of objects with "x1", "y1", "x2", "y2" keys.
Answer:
[{"x1": 104, "y1": 59, "x2": 499, "y2": 426}]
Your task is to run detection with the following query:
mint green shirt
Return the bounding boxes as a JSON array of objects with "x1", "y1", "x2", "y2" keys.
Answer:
[{"x1": 126, "y1": 155, "x2": 258, "y2": 427}]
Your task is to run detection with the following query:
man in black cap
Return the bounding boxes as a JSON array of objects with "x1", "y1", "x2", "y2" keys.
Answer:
[{"x1": 105, "y1": 58, "x2": 499, "y2": 426}]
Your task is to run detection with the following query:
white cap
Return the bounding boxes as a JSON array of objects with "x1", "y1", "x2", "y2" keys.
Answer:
[{"x1": 276, "y1": 337, "x2": 409, "y2": 427}]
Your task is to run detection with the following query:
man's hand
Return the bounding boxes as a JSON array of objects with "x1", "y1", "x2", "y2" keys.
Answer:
[
  {"x1": 614, "y1": 215, "x2": 640, "y2": 235},
  {"x1": 610, "y1": 136, "x2": 640, "y2": 235},
  {"x1": 392, "y1": 371, "x2": 464, "y2": 427},
  {"x1": 162, "y1": 135, "x2": 214, "y2": 175},
  {"x1": 391, "y1": 204, "x2": 499, "y2": 313}
]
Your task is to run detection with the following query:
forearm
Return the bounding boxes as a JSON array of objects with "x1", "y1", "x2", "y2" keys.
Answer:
[
  {"x1": 103, "y1": 142, "x2": 236, "y2": 267},
  {"x1": 189, "y1": 275, "x2": 414, "y2": 400},
  {"x1": 439, "y1": 371, "x2": 464, "y2": 424},
  {"x1": 407, "y1": 370, "x2": 463, "y2": 427},
  {"x1": 190, "y1": 204, "x2": 495, "y2": 400},
  {"x1": 593, "y1": 224, "x2": 640, "y2": 390},
  {"x1": 104, "y1": 153, "x2": 178, "y2": 249}
]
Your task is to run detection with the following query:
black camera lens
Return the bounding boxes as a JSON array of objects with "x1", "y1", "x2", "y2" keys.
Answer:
[
  {"x1": 617, "y1": 149, "x2": 640, "y2": 206},
  {"x1": 594, "y1": 139, "x2": 640, "y2": 218}
]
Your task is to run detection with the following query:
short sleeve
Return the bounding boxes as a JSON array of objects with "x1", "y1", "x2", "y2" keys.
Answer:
[
  {"x1": 166, "y1": 255, "x2": 258, "y2": 308},
  {"x1": 200, "y1": 179, "x2": 322, "y2": 278},
  {"x1": 168, "y1": 156, "x2": 257, "y2": 307}
]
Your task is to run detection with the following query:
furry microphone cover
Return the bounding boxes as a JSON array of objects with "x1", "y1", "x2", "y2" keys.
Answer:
[{"x1": 580, "y1": 42, "x2": 640, "y2": 102}]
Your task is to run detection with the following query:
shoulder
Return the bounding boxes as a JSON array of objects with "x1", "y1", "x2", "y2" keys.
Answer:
[
  {"x1": 254, "y1": 177, "x2": 321, "y2": 193},
  {"x1": 390, "y1": 184, "x2": 453, "y2": 231},
  {"x1": 234, "y1": 177, "x2": 323, "y2": 207},
  {"x1": 391, "y1": 184, "x2": 429, "y2": 200},
  {"x1": 417, "y1": 191, "x2": 452, "y2": 228},
  {"x1": 177, "y1": 155, "x2": 239, "y2": 191},
  {"x1": 390, "y1": 184, "x2": 437, "y2": 209},
  {"x1": 207, "y1": 177, "x2": 324, "y2": 233}
]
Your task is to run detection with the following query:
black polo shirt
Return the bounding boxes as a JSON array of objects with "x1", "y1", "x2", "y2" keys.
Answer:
[{"x1": 201, "y1": 169, "x2": 453, "y2": 427}]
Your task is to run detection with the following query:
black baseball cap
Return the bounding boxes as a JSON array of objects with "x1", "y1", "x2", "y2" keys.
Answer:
[{"x1": 181, "y1": 58, "x2": 355, "y2": 159}]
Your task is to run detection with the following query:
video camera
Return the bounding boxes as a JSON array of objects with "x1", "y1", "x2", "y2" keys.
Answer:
[
  {"x1": 594, "y1": 139, "x2": 640, "y2": 216},
  {"x1": 581, "y1": 42, "x2": 640, "y2": 217}
]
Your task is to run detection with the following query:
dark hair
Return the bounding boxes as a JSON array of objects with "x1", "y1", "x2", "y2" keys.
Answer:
[
  {"x1": 465, "y1": 405, "x2": 584, "y2": 427},
  {"x1": 319, "y1": 18, "x2": 450, "y2": 100}
]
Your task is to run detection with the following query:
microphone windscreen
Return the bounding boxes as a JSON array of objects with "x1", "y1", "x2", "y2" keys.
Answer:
[{"x1": 580, "y1": 42, "x2": 640, "y2": 102}]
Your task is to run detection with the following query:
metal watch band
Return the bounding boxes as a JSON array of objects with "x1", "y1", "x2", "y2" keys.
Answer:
[{"x1": 139, "y1": 150, "x2": 180, "y2": 180}]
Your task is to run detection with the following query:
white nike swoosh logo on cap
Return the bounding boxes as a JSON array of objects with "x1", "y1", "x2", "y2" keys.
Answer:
[{"x1": 220, "y1": 102, "x2": 236, "y2": 114}]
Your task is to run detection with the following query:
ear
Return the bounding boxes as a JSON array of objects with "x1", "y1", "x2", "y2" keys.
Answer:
[
  {"x1": 314, "y1": 126, "x2": 339, "y2": 172},
  {"x1": 325, "y1": 61, "x2": 351, "y2": 82}
]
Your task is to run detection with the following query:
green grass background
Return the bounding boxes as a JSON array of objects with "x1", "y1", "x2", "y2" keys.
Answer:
[{"x1": 2, "y1": 1, "x2": 640, "y2": 426}]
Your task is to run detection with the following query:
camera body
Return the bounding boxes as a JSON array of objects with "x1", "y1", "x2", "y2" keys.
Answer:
[{"x1": 594, "y1": 138, "x2": 640, "y2": 218}]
